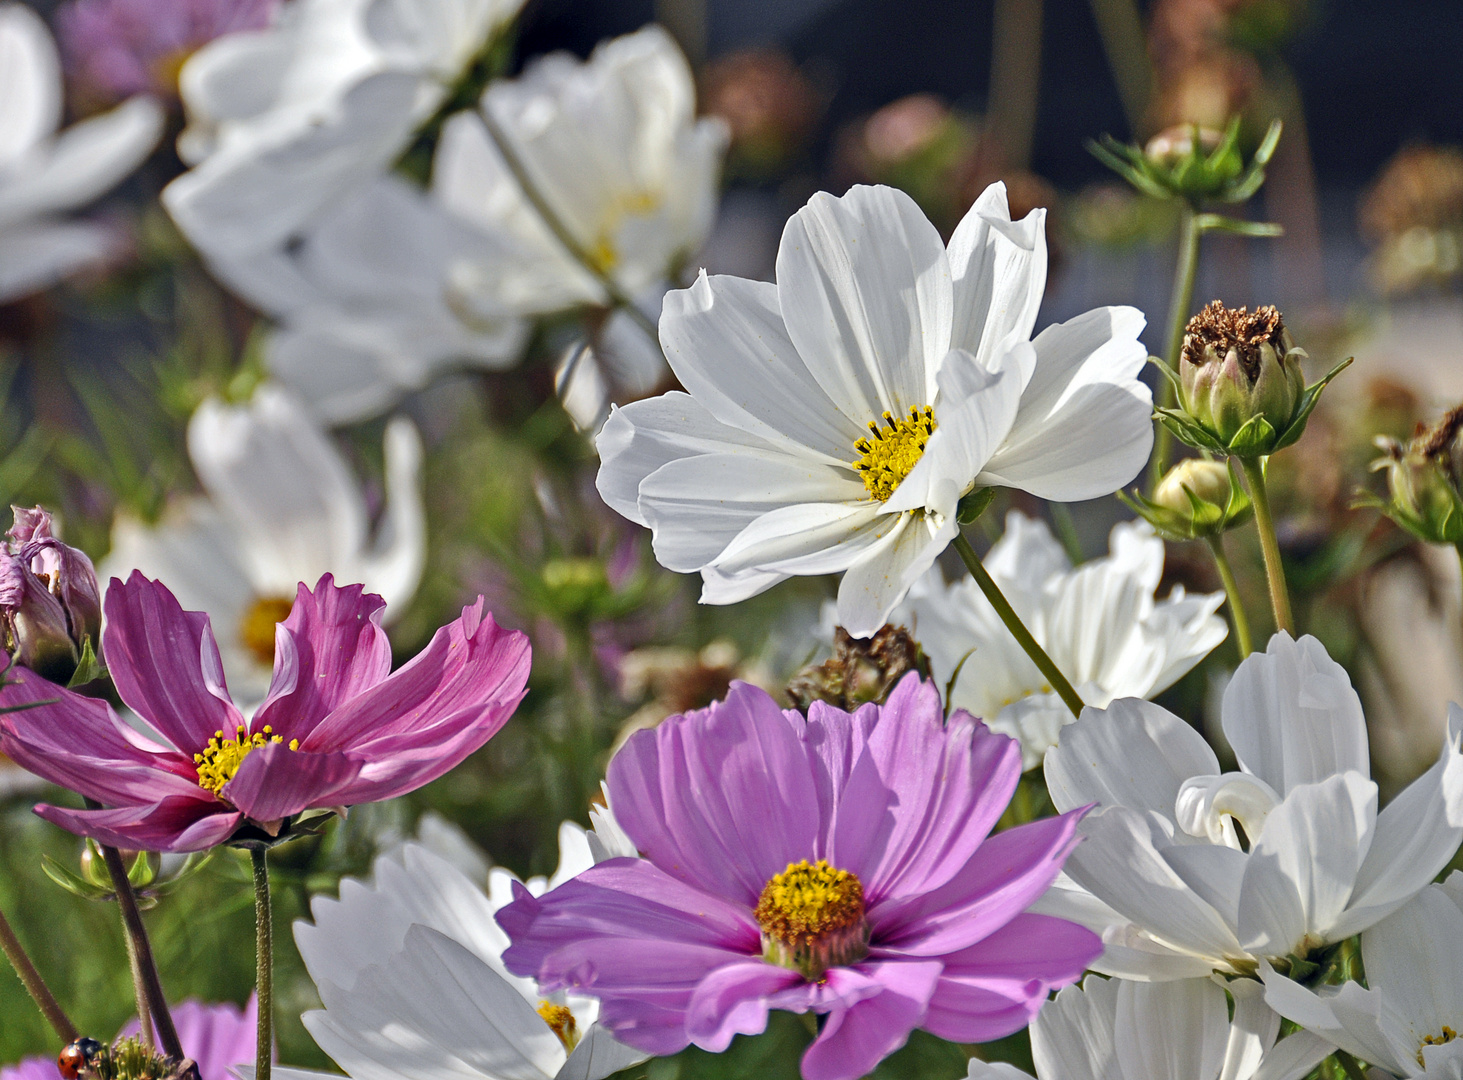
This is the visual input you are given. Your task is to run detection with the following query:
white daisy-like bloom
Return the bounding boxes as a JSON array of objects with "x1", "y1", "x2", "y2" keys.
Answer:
[
  {"x1": 596, "y1": 180, "x2": 1153, "y2": 637},
  {"x1": 433, "y1": 24, "x2": 727, "y2": 318},
  {"x1": 898, "y1": 512, "x2": 1227, "y2": 769},
  {"x1": 100, "y1": 384, "x2": 425, "y2": 703},
  {"x1": 967, "y1": 975, "x2": 1330, "y2": 1080},
  {"x1": 1037, "y1": 633, "x2": 1463, "y2": 982},
  {"x1": 0, "y1": 3, "x2": 161, "y2": 302},
  {"x1": 1261, "y1": 873, "x2": 1463, "y2": 1078},
  {"x1": 164, "y1": 0, "x2": 525, "y2": 261},
  {"x1": 208, "y1": 175, "x2": 528, "y2": 425},
  {"x1": 287, "y1": 823, "x2": 645, "y2": 1080}
]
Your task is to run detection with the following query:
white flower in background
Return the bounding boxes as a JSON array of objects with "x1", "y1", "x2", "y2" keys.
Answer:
[
  {"x1": 596, "y1": 181, "x2": 1153, "y2": 637},
  {"x1": 898, "y1": 512, "x2": 1226, "y2": 769},
  {"x1": 163, "y1": 0, "x2": 525, "y2": 260},
  {"x1": 0, "y1": 3, "x2": 161, "y2": 302},
  {"x1": 967, "y1": 975, "x2": 1330, "y2": 1080},
  {"x1": 433, "y1": 25, "x2": 726, "y2": 318},
  {"x1": 1261, "y1": 873, "x2": 1463, "y2": 1078},
  {"x1": 1038, "y1": 633, "x2": 1463, "y2": 982},
  {"x1": 100, "y1": 384, "x2": 425, "y2": 702},
  {"x1": 288, "y1": 825, "x2": 645, "y2": 1080},
  {"x1": 207, "y1": 175, "x2": 528, "y2": 425}
]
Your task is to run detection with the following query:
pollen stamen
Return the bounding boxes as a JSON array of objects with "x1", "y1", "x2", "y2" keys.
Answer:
[
  {"x1": 194, "y1": 724, "x2": 298, "y2": 798},
  {"x1": 755, "y1": 859, "x2": 869, "y2": 980},
  {"x1": 1421, "y1": 1026, "x2": 1459, "y2": 1066},
  {"x1": 537, "y1": 1001, "x2": 580, "y2": 1051},
  {"x1": 852, "y1": 406, "x2": 936, "y2": 501}
]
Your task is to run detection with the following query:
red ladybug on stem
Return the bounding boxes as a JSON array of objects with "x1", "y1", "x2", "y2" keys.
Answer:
[{"x1": 57, "y1": 1039, "x2": 105, "y2": 1080}]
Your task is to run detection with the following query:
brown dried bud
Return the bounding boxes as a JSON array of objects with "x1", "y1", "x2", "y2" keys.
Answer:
[{"x1": 786, "y1": 625, "x2": 931, "y2": 712}]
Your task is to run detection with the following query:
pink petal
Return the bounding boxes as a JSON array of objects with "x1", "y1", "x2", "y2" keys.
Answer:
[
  {"x1": 103, "y1": 572, "x2": 244, "y2": 755},
  {"x1": 254, "y1": 576, "x2": 392, "y2": 744},
  {"x1": 35, "y1": 798, "x2": 242, "y2": 853},
  {"x1": 221, "y1": 742, "x2": 364, "y2": 823},
  {"x1": 800, "y1": 960, "x2": 942, "y2": 1080},
  {"x1": 685, "y1": 961, "x2": 803, "y2": 1051},
  {"x1": 119, "y1": 996, "x2": 259, "y2": 1080}
]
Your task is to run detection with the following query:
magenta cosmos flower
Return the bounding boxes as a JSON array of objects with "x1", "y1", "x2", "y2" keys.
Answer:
[
  {"x1": 498, "y1": 674, "x2": 1099, "y2": 1080},
  {"x1": 0, "y1": 572, "x2": 529, "y2": 852}
]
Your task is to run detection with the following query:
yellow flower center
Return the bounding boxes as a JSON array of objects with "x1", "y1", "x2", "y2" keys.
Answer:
[
  {"x1": 852, "y1": 407, "x2": 936, "y2": 501},
  {"x1": 536, "y1": 1001, "x2": 579, "y2": 1051},
  {"x1": 755, "y1": 859, "x2": 869, "y2": 980},
  {"x1": 239, "y1": 596, "x2": 293, "y2": 667},
  {"x1": 194, "y1": 725, "x2": 298, "y2": 797},
  {"x1": 588, "y1": 191, "x2": 660, "y2": 275},
  {"x1": 1421, "y1": 1026, "x2": 1459, "y2": 1066}
]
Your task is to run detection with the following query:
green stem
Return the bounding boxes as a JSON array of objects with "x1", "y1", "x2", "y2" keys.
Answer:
[
  {"x1": 477, "y1": 111, "x2": 661, "y2": 348},
  {"x1": 1049, "y1": 502, "x2": 1084, "y2": 565},
  {"x1": 952, "y1": 531, "x2": 1085, "y2": 717},
  {"x1": 1239, "y1": 456, "x2": 1294, "y2": 635},
  {"x1": 1148, "y1": 200, "x2": 1203, "y2": 493},
  {"x1": 1206, "y1": 534, "x2": 1254, "y2": 656},
  {"x1": 121, "y1": 918, "x2": 154, "y2": 1049},
  {"x1": 1334, "y1": 1051, "x2": 1368, "y2": 1080},
  {"x1": 252, "y1": 847, "x2": 273, "y2": 1080},
  {"x1": 0, "y1": 905, "x2": 76, "y2": 1042},
  {"x1": 98, "y1": 844, "x2": 182, "y2": 1059},
  {"x1": 1085, "y1": 0, "x2": 1152, "y2": 133}
]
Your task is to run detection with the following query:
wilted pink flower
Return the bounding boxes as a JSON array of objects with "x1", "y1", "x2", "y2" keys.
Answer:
[
  {"x1": 1, "y1": 506, "x2": 102, "y2": 683},
  {"x1": 9, "y1": 506, "x2": 102, "y2": 651},
  {"x1": 499, "y1": 675, "x2": 1099, "y2": 1080},
  {"x1": 0, "y1": 573, "x2": 530, "y2": 852},
  {"x1": 57, "y1": 0, "x2": 277, "y2": 102}
]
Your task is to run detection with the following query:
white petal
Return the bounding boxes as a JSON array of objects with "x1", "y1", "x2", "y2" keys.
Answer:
[
  {"x1": 775, "y1": 184, "x2": 951, "y2": 421},
  {"x1": 0, "y1": 219, "x2": 112, "y2": 303},
  {"x1": 0, "y1": 4, "x2": 60, "y2": 166},
  {"x1": 556, "y1": 1023, "x2": 648, "y2": 1080},
  {"x1": 659, "y1": 271, "x2": 862, "y2": 464},
  {"x1": 1116, "y1": 978, "x2": 1229, "y2": 1080},
  {"x1": 947, "y1": 181, "x2": 1047, "y2": 367},
  {"x1": 1045, "y1": 697, "x2": 1221, "y2": 816},
  {"x1": 1221, "y1": 976, "x2": 1281, "y2": 1080},
  {"x1": 965, "y1": 1063, "x2": 1034, "y2": 1080},
  {"x1": 710, "y1": 500, "x2": 887, "y2": 577},
  {"x1": 1221, "y1": 633, "x2": 1370, "y2": 795},
  {"x1": 355, "y1": 417, "x2": 426, "y2": 616},
  {"x1": 1031, "y1": 975, "x2": 1122, "y2": 1080},
  {"x1": 835, "y1": 510, "x2": 956, "y2": 637},
  {"x1": 1259, "y1": 965, "x2": 1398, "y2": 1071},
  {"x1": 1028, "y1": 878, "x2": 1220, "y2": 980},
  {"x1": 976, "y1": 306, "x2": 1151, "y2": 502},
  {"x1": 1175, "y1": 773, "x2": 1282, "y2": 846},
  {"x1": 1249, "y1": 1032, "x2": 1337, "y2": 1080},
  {"x1": 983, "y1": 510, "x2": 1071, "y2": 593},
  {"x1": 1363, "y1": 886, "x2": 1463, "y2": 1047},
  {"x1": 698, "y1": 565, "x2": 788, "y2": 604},
  {"x1": 1238, "y1": 773, "x2": 1377, "y2": 955}
]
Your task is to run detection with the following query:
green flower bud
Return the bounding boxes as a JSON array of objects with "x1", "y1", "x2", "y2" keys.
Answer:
[
  {"x1": 1365, "y1": 406, "x2": 1463, "y2": 545},
  {"x1": 1178, "y1": 301, "x2": 1305, "y2": 450},
  {"x1": 1122, "y1": 458, "x2": 1253, "y2": 541},
  {"x1": 1091, "y1": 117, "x2": 1281, "y2": 205}
]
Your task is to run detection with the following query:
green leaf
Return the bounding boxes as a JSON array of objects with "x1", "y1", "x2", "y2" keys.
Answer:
[{"x1": 66, "y1": 638, "x2": 107, "y2": 689}]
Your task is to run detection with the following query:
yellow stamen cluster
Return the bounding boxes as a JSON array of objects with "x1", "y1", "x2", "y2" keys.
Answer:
[
  {"x1": 239, "y1": 596, "x2": 294, "y2": 666},
  {"x1": 852, "y1": 407, "x2": 936, "y2": 501},
  {"x1": 755, "y1": 859, "x2": 869, "y2": 979},
  {"x1": 1421, "y1": 1026, "x2": 1459, "y2": 1066},
  {"x1": 194, "y1": 725, "x2": 298, "y2": 797},
  {"x1": 537, "y1": 1001, "x2": 580, "y2": 1051}
]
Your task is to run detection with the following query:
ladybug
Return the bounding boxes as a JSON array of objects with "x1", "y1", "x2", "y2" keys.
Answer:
[{"x1": 57, "y1": 1038, "x2": 105, "y2": 1080}]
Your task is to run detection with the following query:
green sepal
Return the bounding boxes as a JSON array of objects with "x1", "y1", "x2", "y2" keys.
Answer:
[
  {"x1": 66, "y1": 638, "x2": 107, "y2": 689},
  {"x1": 957, "y1": 486, "x2": 997, "y2": 524},
  {"x1": 1120, "y1": 460, "x2": 1253, "y2": 541},
  {"x1": 1226, "y1": 414, "x2": 1278, "y2": 458},
  {"x1": 1352, "y1": 485, "x2": 1463, "y2": 546},
  {"x1": 41, "y1": 854, "x2": 113, "y2": 901},
  {"x1": 1269, "y1": 356, "x2": 1354, "y2": 454},
  {"x1": 1156, "y1": 408, "x2": 1229, "y2": 452},
  {"x1": 1195, "y1": 213, "x2": 1285, "y2": 238}
]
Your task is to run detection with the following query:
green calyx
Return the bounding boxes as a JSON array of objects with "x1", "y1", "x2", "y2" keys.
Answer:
[
  {"x1": 1090, "y1": 116, "x2": 1282, "y2": 205},
  {"x1": 1123, "y1": 458, "x2": 1253, "y2": 541},
  {"x1": 1359, "y1": 406, "x2": 1463, "y2": 545}
]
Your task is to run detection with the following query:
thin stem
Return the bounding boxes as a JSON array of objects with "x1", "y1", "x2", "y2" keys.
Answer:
[
  {"x1": 99, "y1": 845, "x2": 181, "y2": 1058},
  {"x1": 1239, "y1": 456, "x2": 1294, "y2": 635},
  {"x1": 1086, "y1": 0, "x2": 1152, "y2": 134},
  {"x1": 1206, "y1": 534, "x2": 1254, "y2": 656},
  {"x1": 1049, "y1": 502, "x2": 1085, "y2": 565},
  {"x1": 122, "y1": 919, "x2": 154, "y2": 1049},
  {"x1": 477, "y1": 111, "x2": 661, "y2": 348},
  {"x1": 952, "y1": 531, "x2": 1085, "y2": 717},
  {"x1": 1334, "y1": 1051, "x2": 1368, "y2": 1080},
  {"x1": 0, "y1": 905, "x2": 76, "y2": 1042},
  {"x1": 252, "y1": 847, "x2": 273, "y2": 1080},
  {"x1": 1148, "y1": 200, "x2": 1203, "y2": 492}
]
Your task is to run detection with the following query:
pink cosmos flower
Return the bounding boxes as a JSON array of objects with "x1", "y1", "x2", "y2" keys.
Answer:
[
  {"x1": 3, "y1": 997, "x2": 257, "y2": 1080},
  {"x1": 0, "y1": 572, "x2": 529, "y2": 852},
  {"x1": 498, "y1": 674, "x2": 1099, "y2": 1080}
]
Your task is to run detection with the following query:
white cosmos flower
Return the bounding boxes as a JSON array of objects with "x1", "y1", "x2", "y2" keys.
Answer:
[
  {"x1": 596, "y1": 181, "x2": 1153, "y2": 637},
  {"x1": 1037, "y1": 633, "x2": 1463, "y2": 982},
  {"x1": 1260, "y1": 873, "x2": 1463, "y2": 1078},
  {"x1": 164, "y1": 0, "x2": 525, "y2": 260},
  {"x1": 0, "y1": 3, "x2": 161, "y2": 302},
  {"x1": 433, "y1": 25, "x2": 726, "y2": 319},
  {"x1": 290, "y1": 826, "x2": 645, "y2": 1080},
  {"x1": 206, "y1": 175, "x2": 528, "y2": 424},
  {"x1": 897, "y1": 512, "x2": 1226, "y2": 769},
  {"x1": 967, "y1": 975, "x2": 1330, "y2": 1080},
  {"x1": 100, "y1": 384, "x2": 425, "y2": 702}
]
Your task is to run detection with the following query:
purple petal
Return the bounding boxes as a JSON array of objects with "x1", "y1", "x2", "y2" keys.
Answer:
[
  {"x1": 685, "y1": 961, "x2": 804, "y2": 1051},
  {"x1": 221, "y1": 743, "x2": 364, "y2": 823},
  {"x1": 870, "y1": 809, "x2": 1084, "y2": 956},
  {"x1": 300, "y1": 600, "x2": 528, "y2": 759},
  {"x1": 254, "y1": 576, "x2": 392, "y2": 744},
  {"x1": 34, "y1": 798, "x2": 241, "y2": 853},
  {"x1": 119, "y1": 997, "x2": 258, "y2": 1080},
  {"x1": 920, "y1": 914, "x2": 1099, "y2": 1043},
  {"x1": 800, "y1": 960, "x2": 942, "y2": 1080},
  {"x1": 608, "y1": 681, "x2": 822, "y2": 905},
  {"x1": 321, "y1": 714, "x2": 516, "y2": 806},
  {"x1": 0, "y1": 1058, "x2": 59, "y2": 1080},
  {"x1": 103, "y1": 573, "x2": 244, "y2": 754},
  {"x1": 829, "y1": 674, "x2": 1023, "y2": 902}
]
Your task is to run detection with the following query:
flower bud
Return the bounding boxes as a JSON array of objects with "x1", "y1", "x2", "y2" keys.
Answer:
[
  {"x1": 10, "y1": 506, "x2": 102, "y2": 652},
  {"x1": 1144, "y1": 124, "x2": 1224, "y2": 170},
  {"x1": 1367, "y1": 406, "x2": 1463, "y2": 545},
  {"x1": 0, "y1": 552, "x2": 78, "y2": 682},
  {"x1": 1180, "y1": 301, "x2": 1304, "y2": 445},
  {"x1": 1124, "y1": 458, "x2": 1253, "y2": 541},
  {"x1": 786, "y1": 625, "x2": 930, "y2": 712},
  {"x1": 1, "y1": 506, "x2": 103, "y2": 683}
]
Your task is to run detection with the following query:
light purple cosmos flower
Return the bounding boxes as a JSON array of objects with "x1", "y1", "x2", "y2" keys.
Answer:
[
  {"x1": 498, "y1": 674, "x2": 1099, "y2": 1080},
  {"x1": 3, "y1": 997, "x2": 257, "y2": 1080},
  {"x1": 0, "y1": 572, "x2": 530, "y2": 852},
  {"x1": 56, "y1": 0, "x2": 278, "y2": 102}
]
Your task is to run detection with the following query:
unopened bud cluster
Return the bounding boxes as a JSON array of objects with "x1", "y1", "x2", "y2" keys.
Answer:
[
  {"x1": 1366, "y1": 405, "x2": 1463, "y2": 546},
  {"x1": 1126, "y1": 458, "x2": 1253, "y2": 541},
  {"x1": 1, "y1": 506, "x2": 102, "y2": 684}
]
